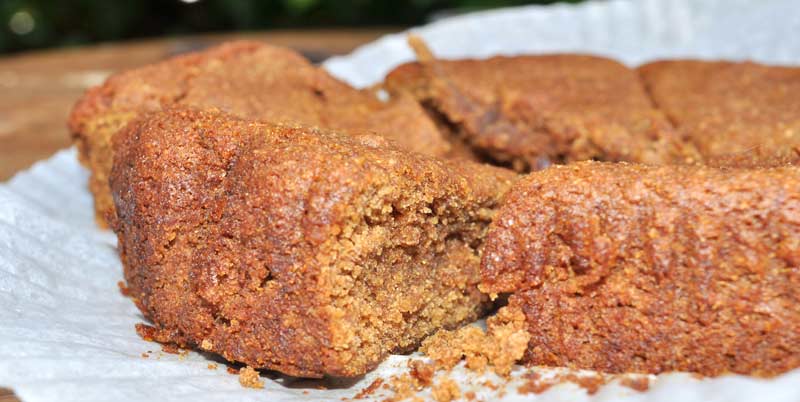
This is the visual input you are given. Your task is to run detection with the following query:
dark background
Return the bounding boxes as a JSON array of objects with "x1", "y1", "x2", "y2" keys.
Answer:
[{"x1": 1, "y1": 0, "x2": 582, "y2": 54}]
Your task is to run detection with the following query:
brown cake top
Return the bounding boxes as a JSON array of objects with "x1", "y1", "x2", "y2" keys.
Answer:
[
  {"x1": 70, "y1": 40, "x2": 450, "y2": 157},
  {"x1": 481, "y1": 161, "x2": 800, "y2": 294},
  {"x1": 640, "y1": 60, "x2": 800, "y2": 162},
  {"x1": 385, "y1": 53, "x2": 695, "y2": 170}
]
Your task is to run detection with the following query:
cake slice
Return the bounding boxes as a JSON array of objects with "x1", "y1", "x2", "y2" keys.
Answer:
[
  {"x1": 69, "y1": 40, "x2": 451, "y2": 227},
  {"x1": 384, "y1": 41, "x2": 697, "y2": 171},
  {"x1": 110, "y1": 107, "x2": 516, "y2": 378},
  {"x1": 639, "y1": 60, "x2": 800, "y2": 165},
  {"x1": 481, "y1": 162, "x2": 800, "y2": 376}
]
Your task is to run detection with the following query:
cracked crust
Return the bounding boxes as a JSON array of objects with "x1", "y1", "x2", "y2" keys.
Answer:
[
  {"x1": 482, "y1": 162, "x2": 800, "y2": 376},
  {"x1": 384, "y1": 54, "x2": 698, "y2": 171},
  {"x1": 69, "y1": 40, "x2": 450, "y2": 227},
  {"x1": 640, "y1": 60, "x2": 800, "y2": 165},
  {"x1": 111, "y1": 107, "x2": 516, "y2": 377}
]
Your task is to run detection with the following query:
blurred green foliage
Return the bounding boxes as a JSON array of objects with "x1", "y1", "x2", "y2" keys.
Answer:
[{"x1": 0, "y1": 0, "x2": 583, "y2": 54}]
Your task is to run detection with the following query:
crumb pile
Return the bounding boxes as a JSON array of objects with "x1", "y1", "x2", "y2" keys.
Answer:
[
  {"x1": 377, "y1": 364, "x2": 470, "y2": 402},
  {"x1": 517, "y1": 371, "x2": 651, "y2": 395},
  {"x1": 419, "y1": 306, "x2": 529, "y2": 376},
  {"x1": 363, "y1": 345, "x2": 652, "y2": 401},
  {"x1": 350, "y1": 302, "x2": 653, "y2": 401}
]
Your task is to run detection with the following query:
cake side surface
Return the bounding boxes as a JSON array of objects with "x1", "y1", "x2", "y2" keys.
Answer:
[
  {"x1": 481, "y1": 162, "x2": 800, "y2": 376},
  {"x1": 111, "y1": 107, "x2": 515, "y2": 377}
]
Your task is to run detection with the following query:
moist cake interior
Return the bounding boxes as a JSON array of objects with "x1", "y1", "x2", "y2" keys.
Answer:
[{"x1": 322, "y1": 177, "x2": 495, "y2": 373}]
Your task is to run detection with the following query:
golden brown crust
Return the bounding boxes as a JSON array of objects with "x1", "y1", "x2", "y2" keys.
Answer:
[
  {"x1": 384, "y1": 55, "x2": 697, "y2": 171},
  {"x1": 111, "y1": 107, "x2": 515, "y2": 377},
  {"x1": 639, "y1": 60, "x2": 800, "y2": 164},
  {"x1": 482, "y1": 162, "x2": 800, "y2": 376},
  {"x1": 70, "y1": 40, "x2": 450, "y2": 227}
]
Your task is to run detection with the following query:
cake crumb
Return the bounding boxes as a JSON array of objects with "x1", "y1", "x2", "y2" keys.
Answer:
[
  {"x1": 161, "y1": 343, "x2": 180, "y2": 354},
  {"x1": 353, "y1": 378, "x2": 384, "y2": 399},
  {"x1": 482, "y1": 380, "x2": 498, "y2": 390},
  {"x1": 135, "y1": 322, "x2": 178, "y2": 345},
  {"x1": 238, "y1": 366, "x2": 264, "y2": 389},
  {"x1": 464, "y1": 390, "x2": 476, "y2": 400},
  {"x1": 517, "y1": 371, "x2": 552, "y2": 395},
  {"x1": 141, "y1": 352, "x2": 149, "y2": 358},
  {"x1": 566, "y1": 373, "x2": 604, "y2": 395},
  {"x1": 407, "y1": 34, "x2": 435, "y2": 63},
  {"x1": 408, "y1": 360, "x2": 436, "y2": 386},
  {"x1": 383, "y1": 373, "x2": 423, "y2": 402},
  {"x1": 118, "y1": 281, "x2": 131, "y2": 297},
  {"x1": 431, "y1": 378, "x2": 461, "y2": 402},
  {"x1": 421, "y1": 306, "x2": 530, "y2": 376},
  {"x1": 518, "y1": 371, "x2": 623, "y2": 395},
  {"x1": 136, "y1": 325, "x2": 183, "y2": 355},
  {"x1": 620, "y1": 376, "x2": 650, "y2": 392},
  {"x1": 207, "y1": 363, "x2": 218, "y2": 370},
  {"x1": 135, "y1": 323, "x2": 157, "y2": 342},
  {"x1": 227, "y1": 366, "x2": 240, "y2": 375},
  {"x1": 200, "y1": 339, "x2": 213, "y2": 350}
]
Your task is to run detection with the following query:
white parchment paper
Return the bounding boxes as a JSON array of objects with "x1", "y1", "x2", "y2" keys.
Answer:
[{"x1": 2, "y1": 1, "x2": 800, "y2": 401}]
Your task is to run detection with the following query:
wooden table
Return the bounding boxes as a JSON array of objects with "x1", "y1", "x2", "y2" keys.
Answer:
[
  {"x1": 0, "y1": 389, "x2": 17, "y2": 402},
  {"x1": 0, "y1": 29, "x2": 399, "y2": 402},
  {"x1": 0, "y1": 28, "x2": 399, "y2": 181}
]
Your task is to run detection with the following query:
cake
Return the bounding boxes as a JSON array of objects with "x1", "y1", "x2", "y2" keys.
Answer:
[
  {"x1": 69, "y1": 40, "x2": 451, "y2": 227},
  {"x1": 640, "y1": 60, "x2": 800, "y2": 165},
  {"x1": 110, "y1": 107, "x2": 516, "y2": 377},
  {"x1": 384, "y1": 42, "x2": 697, "y2": 171},
  {"x1": 71, "y1": 38, "x2": 800, "y2": 380},
  {"x1": 481, "y1": 161, "x2": 800, "y2": 376}
]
